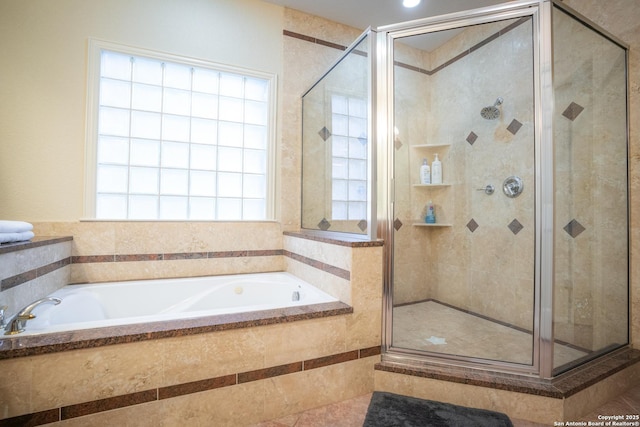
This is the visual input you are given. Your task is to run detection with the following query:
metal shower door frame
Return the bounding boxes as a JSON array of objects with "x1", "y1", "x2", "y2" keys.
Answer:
[{"x1": 375, "y1": 0, "x2": 551, "y2": 378}]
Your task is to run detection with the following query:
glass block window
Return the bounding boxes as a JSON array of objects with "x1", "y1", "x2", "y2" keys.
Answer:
[
  {"x1": 330, "y1": 94, "x2": 368, "y2": 220},
  {"x1": 88, "y1": 42, "x2": 274, "y2": 220}
]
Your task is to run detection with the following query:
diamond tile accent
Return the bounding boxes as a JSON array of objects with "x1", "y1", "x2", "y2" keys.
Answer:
[
  {"x1": 562, "y1": 102, "x2": 585, "y2": 121},
  {"x1": 466, "y1": 132, "x2": 478, "y2": 145},
  {"x1": 358, "y1": 133, "x2": 367, "y2": 145},
  {"x1": 318, "y1": 126, "x2": 331, "y2": 141},
  {"x1": 508, "y1": 219, "x2": 524, "y2": 235},
  {"x1": 466, "y1": 218, "x2": 479, "y2": 232},
  {"x1": 563, "y1": 219, "x2": 585, "y2": 238},
  {"x1": 394, "y1": 218, "x2": 403, "y2": 231},
  {"x1": 394, "y1": 138, "x2": 403, "y2": 150},
  {"x1": 357, "y1": 219, "x2": 368, "y2": 231},
  {"x1": 507, "y1": 119, "x2": 523, "y2": 135},
  {"x1": 318, "y1": 218, "x2": 331, "y2": 231}
]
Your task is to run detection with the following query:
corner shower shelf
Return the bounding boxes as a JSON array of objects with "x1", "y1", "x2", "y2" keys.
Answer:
[{"x1": 413, "y1": 222, "x2": 452, "y2": 227}]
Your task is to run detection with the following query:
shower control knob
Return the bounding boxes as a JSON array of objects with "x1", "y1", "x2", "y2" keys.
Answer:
[
  {"x1": 503, "y1": 176, "x2": 524, "y2": 198},
  {"x1": 476, "y1": 185, "x2": 495, "y2": 195}
]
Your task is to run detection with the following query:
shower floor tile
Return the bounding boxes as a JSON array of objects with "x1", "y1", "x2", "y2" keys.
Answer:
[{"x1": 392, "y1": 300, "x2": 587, "y2": 367}]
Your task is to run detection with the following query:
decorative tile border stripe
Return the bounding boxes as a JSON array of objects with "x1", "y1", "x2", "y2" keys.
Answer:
[
  {"x1": 283, "y1": 16, "x2": 530, "y2": 76},
  {"x1": 0, "y1": 409, "x2": 59, "y2": 427},
  {"x1": 71, "y1": 249, "x2": 283, "y2": 264},
  {"x1": 394, "y1": 60, "x2": 432, "y2": 76},
  {"x1": 71, "y1": 248, "x2": 350, "y2": 280},
  {"x1": 283, "y1": 250, "x2": 350, "y2": 280},
  {"x1": 0, "y1": 346, "x2": 381, "y2": 426},
  {"x1": 283, "y1": 29, "x2": 347, "y2": 51},
  {"x1": 61, "y1": 389, "x2": 158, "y2": 420},
  {"x1": 1, "y1": 257, "x2": 71, "y2": 291},
  {"x1": 158, "y1": 374, "x2": 236, "y2": 400},
  {"x1": 2, "y1": 245, "x2": 353, "y2": 301}
]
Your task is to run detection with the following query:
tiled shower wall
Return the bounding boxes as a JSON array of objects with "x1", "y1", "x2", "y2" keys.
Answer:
[
  {"x1": 393, "y1": 18, "x2": 536, "y2": 332},
  {"x1": 552, "y1": 8, "x2": 628, "y2": 350},
  {"x1": 428, "y1": 18, "x2": 535, "y2": 331}
]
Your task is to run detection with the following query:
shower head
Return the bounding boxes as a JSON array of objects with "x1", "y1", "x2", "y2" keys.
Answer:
[{"x1": 480, "y1": 97, "x2": 503, "y2": 120}]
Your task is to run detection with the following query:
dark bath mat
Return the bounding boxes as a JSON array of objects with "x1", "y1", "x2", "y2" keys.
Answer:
[{"x1": 364, "y1": 392, "x2": 514, "y2": 427}]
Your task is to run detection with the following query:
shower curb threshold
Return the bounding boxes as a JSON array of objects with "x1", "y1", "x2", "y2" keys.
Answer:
[{"x1": 375, "y1": 347, "x2": 640, "y2": 399}]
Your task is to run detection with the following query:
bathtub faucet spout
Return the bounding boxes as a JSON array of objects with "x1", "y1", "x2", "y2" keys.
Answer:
[{"x1": 4, "y1": 297, "x2": 62, "y2": 335}]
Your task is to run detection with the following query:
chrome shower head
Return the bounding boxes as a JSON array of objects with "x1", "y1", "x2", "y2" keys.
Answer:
[{"x1": 480, "y1": 97, "x2": 503, "y2": 120}]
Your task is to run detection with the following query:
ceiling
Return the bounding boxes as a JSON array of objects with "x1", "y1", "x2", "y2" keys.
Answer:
[{"x1": 264, "y1": 0, "x2": 511, "y2": 51}]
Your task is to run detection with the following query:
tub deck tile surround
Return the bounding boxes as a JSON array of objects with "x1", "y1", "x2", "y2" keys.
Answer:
[
  {"x1": 0, "y1": 231, "x2": 382, "y2": 360},
  {"x1": 0, "y1": 346, "x2": 381, "y2": 426},
  {"x1": 0, "y1": 301, "x2": 352, "y2": 359},
  {"x1": 0, "y1": 232, "x2": 383, "y2": 425},
  {"x1": 0, "y1": 236, "x2": 72, "y2": 255},
  {"x1": 283, "y1": 230, "x2": 384, "y2": 248},
  {"x1": 376, "y1": 347, "x2": 640, "y2": 399}
]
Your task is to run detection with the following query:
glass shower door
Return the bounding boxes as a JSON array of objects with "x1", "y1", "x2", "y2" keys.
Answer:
[
  {"x1": 552, "y1": 5, "x2": 629, "y2": 375},
  {"x1": 390, "y1": 15, "x2": 538, "y2": 367}
]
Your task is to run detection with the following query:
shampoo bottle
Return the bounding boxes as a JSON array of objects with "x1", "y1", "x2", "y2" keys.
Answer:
[
  {"x1": 420, "y1": 158, "x2": 431, "y2": 184},
  {"x1": 431, "y1": 153, "x2": 442, "y2": 184},
  {"x1": 425, "y1": 200, "x2": 436, "y2": 224}
]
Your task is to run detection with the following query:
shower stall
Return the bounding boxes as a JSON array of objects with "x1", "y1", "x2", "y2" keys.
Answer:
[{"x1": 301, "y1": 0, "x2": 629, "y2": 379}]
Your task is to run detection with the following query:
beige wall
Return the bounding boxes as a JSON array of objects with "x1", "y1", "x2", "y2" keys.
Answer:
[{"x1": 0, "y1": 0, "x2": 283, "y2": 222}]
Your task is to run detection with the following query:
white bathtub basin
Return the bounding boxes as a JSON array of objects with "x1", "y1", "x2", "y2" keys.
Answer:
[{"x1": 22, "y1": 272, "x2": 338, "y2": 335}]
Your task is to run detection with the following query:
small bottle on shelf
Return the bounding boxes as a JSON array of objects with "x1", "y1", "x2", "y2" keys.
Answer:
[
  {"x1": 425, "y1": 200, "x2": 436, "y2": 224},
  {"x1": 420, "y1": 158, "x2": 431, "y2": 184}
]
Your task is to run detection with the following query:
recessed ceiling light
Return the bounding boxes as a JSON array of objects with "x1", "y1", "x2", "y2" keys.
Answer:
[{"x1": 403, "y1": 0, "x2": 421, "y2": 8}]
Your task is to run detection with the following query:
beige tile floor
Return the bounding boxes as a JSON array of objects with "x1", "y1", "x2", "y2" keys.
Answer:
[
  {"x1": 392, "y1": 301, "x2": 587, "y2": 367},
  {"x1": 252, "y1": 384, "x2": 640, "y2": 426}
]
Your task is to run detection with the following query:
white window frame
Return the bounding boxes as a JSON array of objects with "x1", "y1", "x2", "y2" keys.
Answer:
[{"x1": 84, "y1": 39, "x2": 277, "y2": 220}]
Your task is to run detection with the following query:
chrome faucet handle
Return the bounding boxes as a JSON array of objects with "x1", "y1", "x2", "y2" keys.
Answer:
[
  {"x1": 502, "y1": 176, "x2": 523, "y2": 198},
  {"x1": 476, "y1": 185, "x2": 495, "y2": 195},
  {"x1": 16, "y1": 297, "x2": 61, "y2": 318},
  {"x1": 4, "y1": 297, "x2": 61, "y2": 335}
]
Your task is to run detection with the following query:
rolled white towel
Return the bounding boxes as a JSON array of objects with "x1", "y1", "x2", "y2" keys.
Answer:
[
  {"x1": 0, "y1": 220, "x2": 33, "y2": 233},
  {"x1": 0, "y1": 231, "x2": 35, "y2": 244}
]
